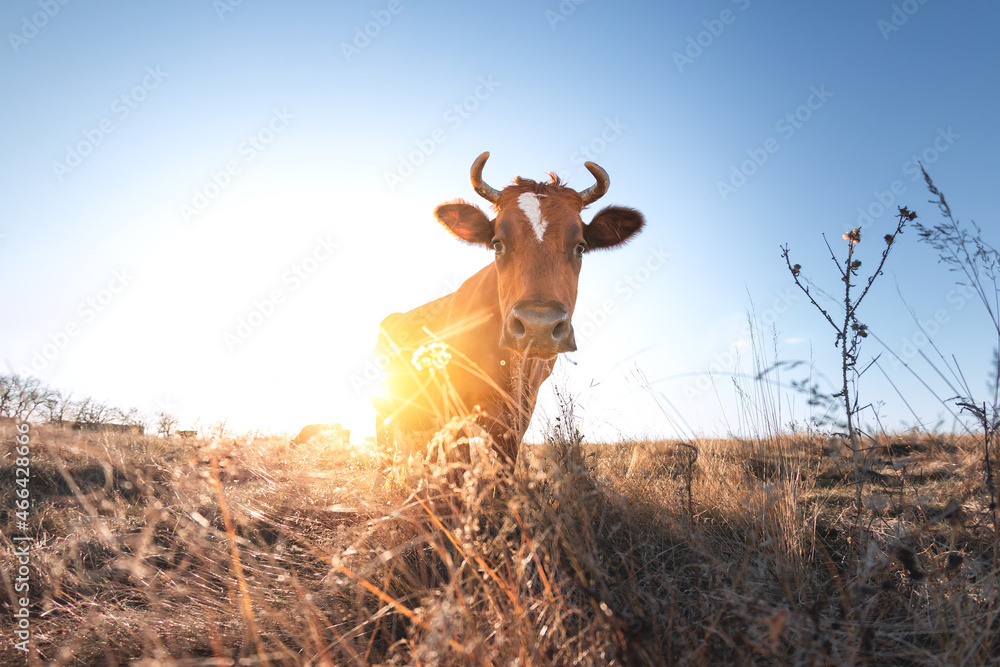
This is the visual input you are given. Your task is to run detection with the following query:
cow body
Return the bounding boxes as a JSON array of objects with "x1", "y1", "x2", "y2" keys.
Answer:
[
  {"x1": 372, "y1": 153, "x2": 644, "y2": 467},
  {"x1": 372, "y1": 264, "x2": 553, "y2": 464},
  {"x1": 292, "y1": 422, "x2": 351, "y2": 445}
]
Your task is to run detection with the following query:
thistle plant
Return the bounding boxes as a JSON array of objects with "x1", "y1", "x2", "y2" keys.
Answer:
[{"x1": 781, "y1": 207, "x2": 912, "y2": 535}]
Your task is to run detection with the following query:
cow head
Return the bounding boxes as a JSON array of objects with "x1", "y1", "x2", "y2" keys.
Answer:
[{"x1": 435, "y1": 152, "x2": 644, "y2": 360}]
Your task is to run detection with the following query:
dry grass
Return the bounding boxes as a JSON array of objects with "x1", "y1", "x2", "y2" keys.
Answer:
[{"x1": 2, "y1": 420, "x2": 999, "y2": 665}]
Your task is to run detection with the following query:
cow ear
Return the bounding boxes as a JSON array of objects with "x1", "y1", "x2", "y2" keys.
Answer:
[
  {"x1": 435, "y1": 200, "x2": 494, "y2": 247},
  {"x1": 583, "y1": 205, "x2": 645, "y2": 249}
]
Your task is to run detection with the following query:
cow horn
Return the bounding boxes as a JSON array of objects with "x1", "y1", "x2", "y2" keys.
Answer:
[
  {"x1": 579, "y1": 161, "x2": 610, "y2": 205},
  {"x1": 470, "y1": 151, "x2": 502, "y2": 204}
]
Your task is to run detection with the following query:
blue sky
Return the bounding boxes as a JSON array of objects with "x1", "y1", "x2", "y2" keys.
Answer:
[{"x1": 2, "y1": 0, "x2": 997, "y2": 440}]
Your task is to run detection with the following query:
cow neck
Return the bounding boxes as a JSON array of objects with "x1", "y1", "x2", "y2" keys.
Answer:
[
  {"x1": 447, "y1": 263, "x2": 503, "y2": 357},
  {"x1": 448, "y1": 263, "x2": 552, "y2": 438}
]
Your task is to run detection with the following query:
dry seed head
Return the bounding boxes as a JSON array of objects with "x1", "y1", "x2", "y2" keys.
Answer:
[
  {"x1": 842, "y1": 228, "x2": 861, "y2": 244},
  {"x1": 411, "y1": 343, "x2": 452, "y2": 371}
]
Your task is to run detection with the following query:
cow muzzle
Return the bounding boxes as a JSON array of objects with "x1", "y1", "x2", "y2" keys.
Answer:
[{"x1": 501, "y1": 301, "x2": 576, "y2": 359}]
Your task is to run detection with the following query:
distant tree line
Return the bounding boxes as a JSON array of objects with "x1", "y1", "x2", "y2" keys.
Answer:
[{"x1": 0, "y1": 373, "x2": 145, "y2": 431}]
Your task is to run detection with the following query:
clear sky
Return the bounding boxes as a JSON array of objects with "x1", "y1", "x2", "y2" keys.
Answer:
[{"x1": 2, "y1": 0, "x2": 998, "y2": 441}]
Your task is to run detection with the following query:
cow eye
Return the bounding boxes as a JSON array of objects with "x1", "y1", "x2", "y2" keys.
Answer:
[
  {"x1": 575, "y1": 243, "x2": 587, "y2": 257},
  {"x1": 492, "y1": 239, "x2": 504, "y2": 254}
]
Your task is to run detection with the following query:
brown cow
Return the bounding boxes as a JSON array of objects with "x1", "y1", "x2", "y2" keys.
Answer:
[
  {"x1": 291, "y1": 422, "x2": 351, "y2": 445},
  {"x1": 371, "y1": 152, "x2": 644, "y2": 468}
]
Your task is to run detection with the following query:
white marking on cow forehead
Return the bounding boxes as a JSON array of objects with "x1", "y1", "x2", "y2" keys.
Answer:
[{"x1": 517, "y1": 192, "x2": 547, "y2": 242}]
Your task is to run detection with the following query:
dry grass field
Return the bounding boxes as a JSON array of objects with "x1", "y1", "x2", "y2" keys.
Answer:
[{"x1": 2, "y1": 413, "x2": 998, "y2": 665}]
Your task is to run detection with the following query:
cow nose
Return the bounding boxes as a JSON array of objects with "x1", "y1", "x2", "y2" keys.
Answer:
[{"x1": 504, "y1": 301, "x2": 576, "y2": 357}]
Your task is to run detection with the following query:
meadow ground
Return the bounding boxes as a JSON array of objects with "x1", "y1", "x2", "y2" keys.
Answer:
[{"x1": 1, "y1": 419, "x2": 998, "y2": 666}]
